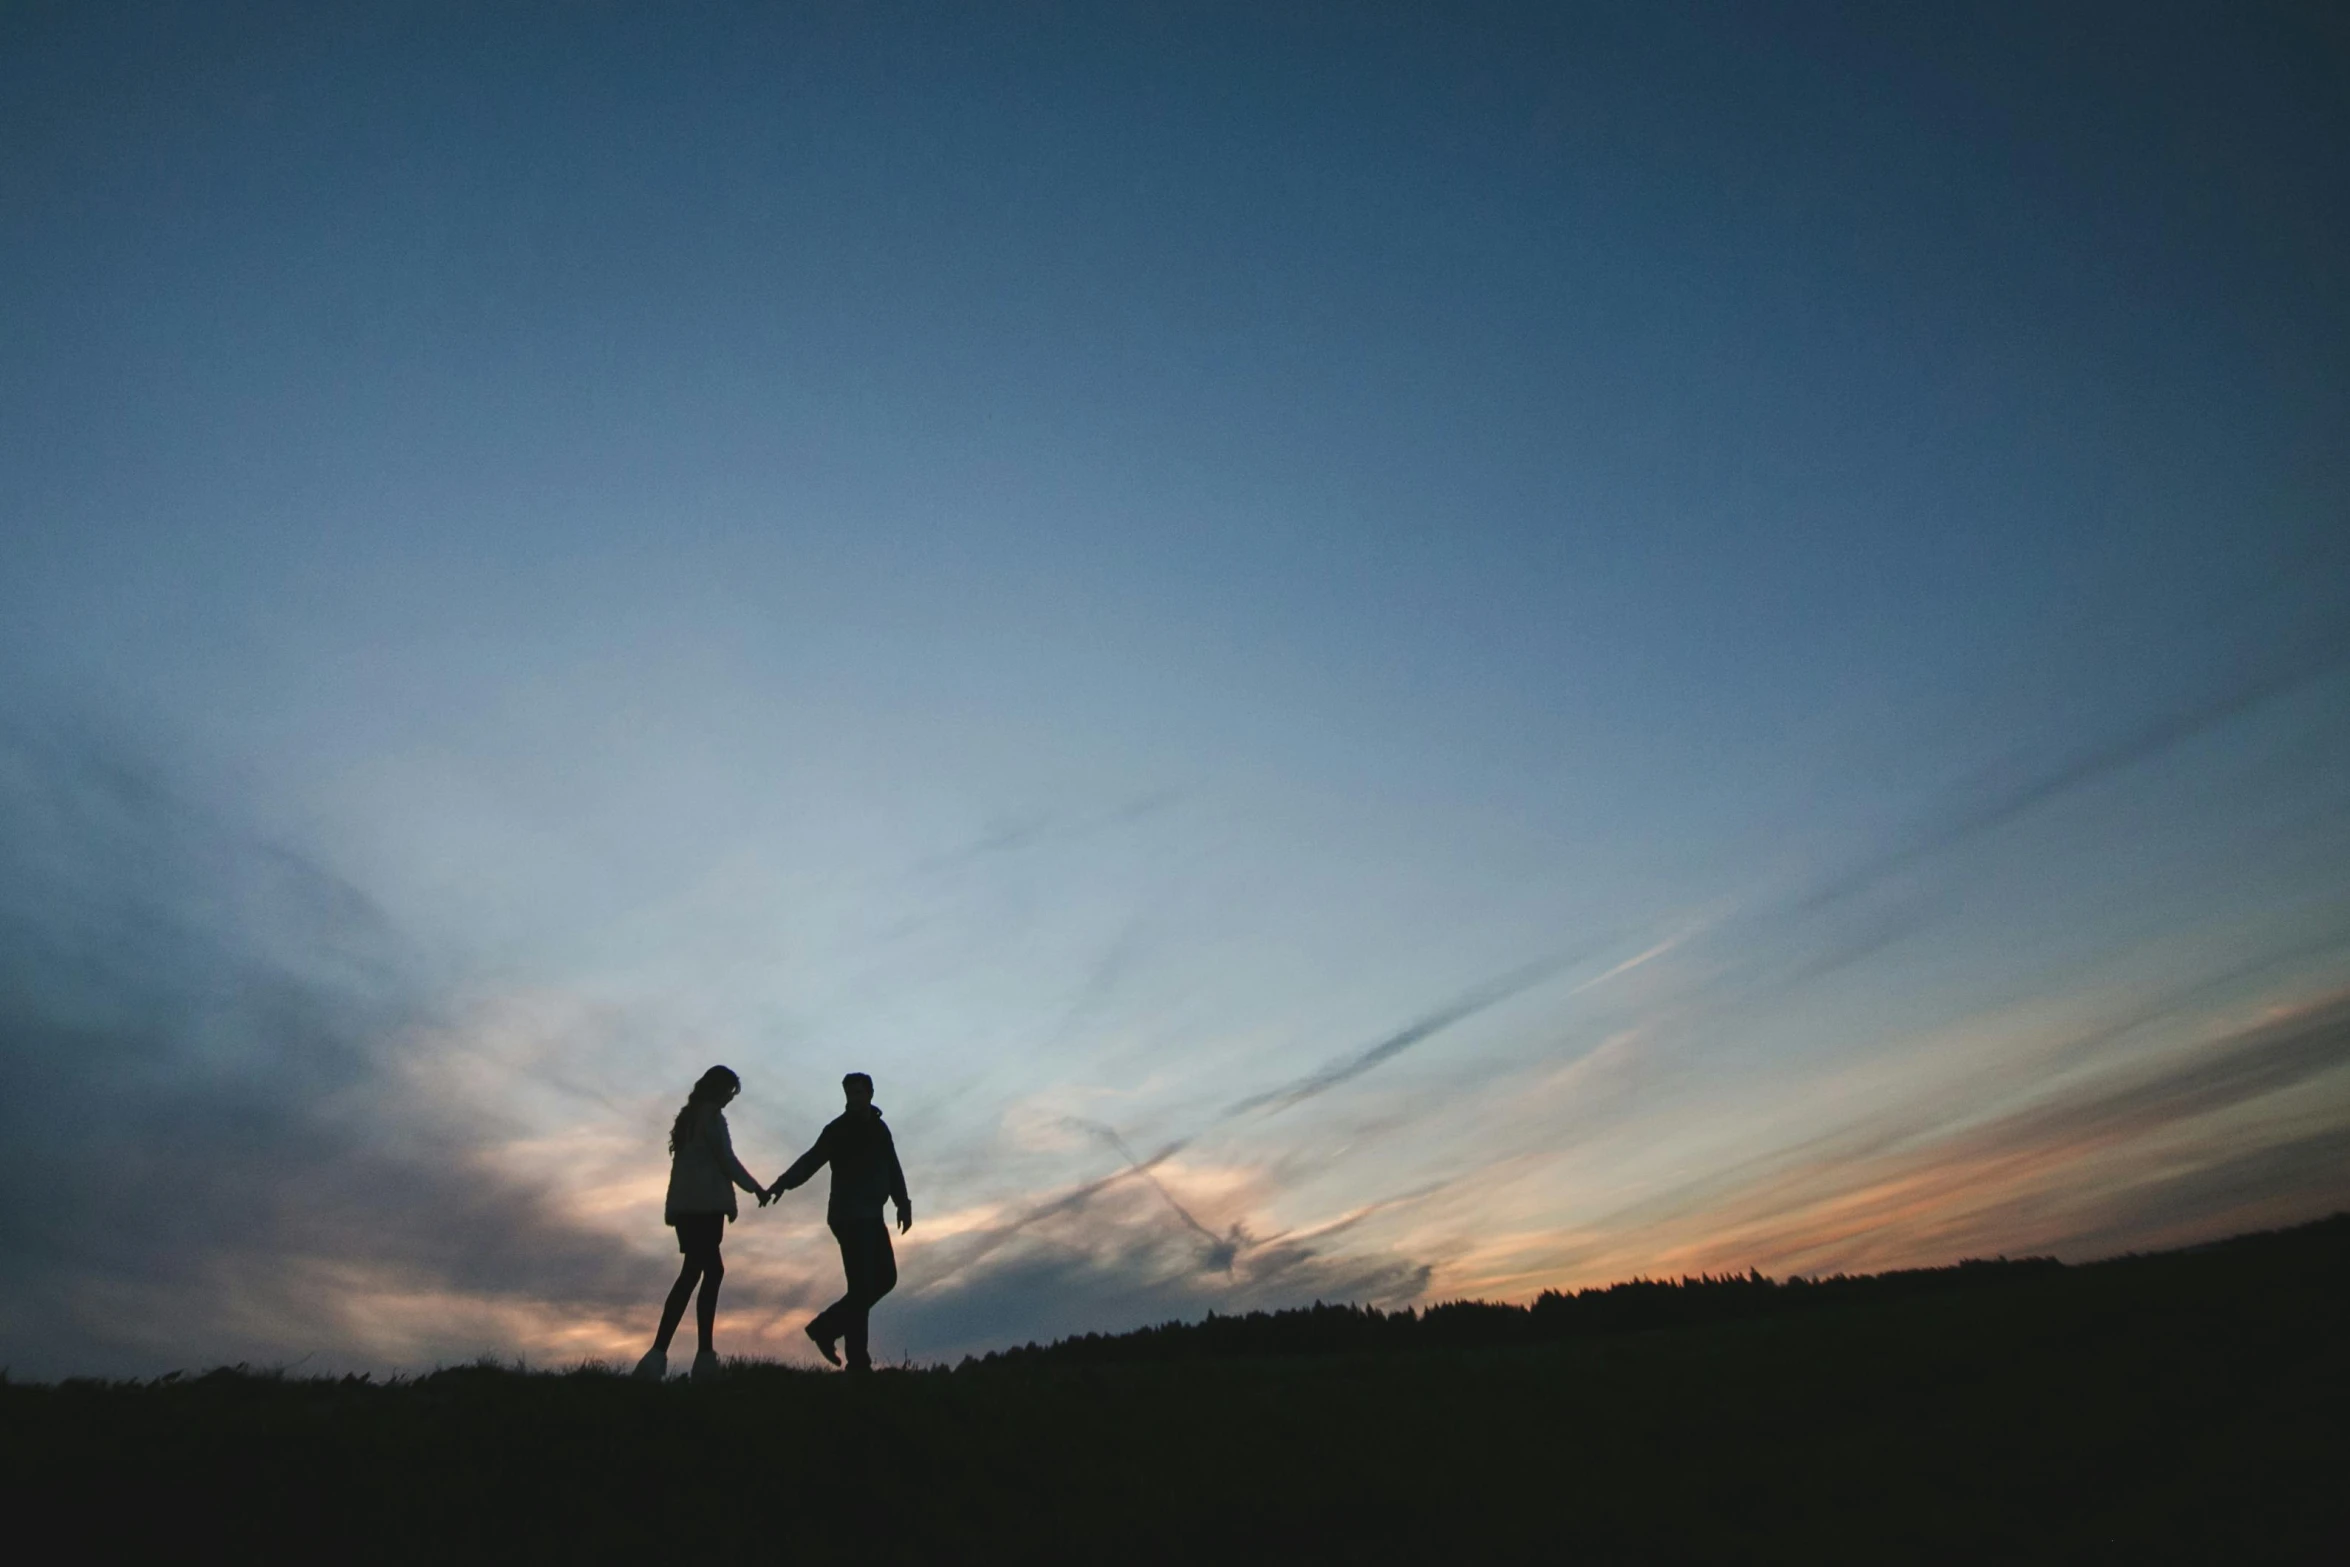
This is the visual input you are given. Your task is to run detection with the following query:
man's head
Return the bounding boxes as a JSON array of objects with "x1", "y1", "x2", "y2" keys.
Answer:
[{"x1": 842, "y1": 1071, "x2": 874, "y2": 1108}]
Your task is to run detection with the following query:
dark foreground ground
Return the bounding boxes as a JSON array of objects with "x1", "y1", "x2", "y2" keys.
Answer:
[{"x1": 4, "y1": 1218, "x2": 2345, "y2": 1564}]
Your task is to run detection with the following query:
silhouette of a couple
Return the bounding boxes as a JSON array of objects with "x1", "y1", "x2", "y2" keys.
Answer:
[{"x1": 633, "y1": 1066, "x2": 912, "y2": 1382}]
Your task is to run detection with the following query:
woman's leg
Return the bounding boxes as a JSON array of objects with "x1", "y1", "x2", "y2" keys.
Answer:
[
  {"x1": 694, "y1": 1251, "x2": 725, "y2": 1355},
  {"x1": 654, "y1": 1255, "x2": 706, "y2": 1353}
]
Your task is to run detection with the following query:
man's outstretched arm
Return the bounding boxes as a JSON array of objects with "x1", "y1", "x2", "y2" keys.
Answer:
[{"x1": 771, "y1": 1128, "x2": 832, "y2": 1196}]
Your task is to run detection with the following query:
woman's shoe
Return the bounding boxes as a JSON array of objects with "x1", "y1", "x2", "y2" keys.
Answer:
[
  {"x1": 631, "y1": 1347, "x2": 666, "y2": 1381},
  {"x1": 691, "y1": 1348, "x2": 723, "y2": 1381}
]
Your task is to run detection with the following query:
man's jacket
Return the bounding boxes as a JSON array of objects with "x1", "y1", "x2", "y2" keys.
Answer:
[{"x1": 778, "y1": 1105, "x2": 910, "y2": 1223}]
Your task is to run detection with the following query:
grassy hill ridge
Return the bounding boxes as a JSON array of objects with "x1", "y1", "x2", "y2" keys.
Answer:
[
  {"x1": 4, "y1": 1214, "x2": 2345, "y2": 1562},
  {"x1": 967, "y1": 1249, "x2": 2072, "y2": 1367}
]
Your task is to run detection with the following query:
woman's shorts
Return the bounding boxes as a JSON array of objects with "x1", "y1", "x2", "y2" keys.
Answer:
[{"x1": 673, "y1": 1213, "x2": 726, "y2": 1258}]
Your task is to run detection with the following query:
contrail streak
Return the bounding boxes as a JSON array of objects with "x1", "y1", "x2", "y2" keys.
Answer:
[
  {"x1": 931, "y1": 929, "x2": 1688, "y2": 1277},
  {"x1": 1798, "y1": 635, "x2": 2350, "y2": 913},
  {"x1": 1067, "y1": 1116, "x2": 1232, "y2": 1258},
  {"x1": 1219, "y1": 947, "x2": 1598, "y2": 1122}
]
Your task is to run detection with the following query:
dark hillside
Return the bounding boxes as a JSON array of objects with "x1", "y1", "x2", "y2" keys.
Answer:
[
  {"x1": 969, "y1": 1252, "x2": 2069, "y2": 1366},
  {"x1": 4, "y1": 1216, "x2": 2344, "y2": 1564}
]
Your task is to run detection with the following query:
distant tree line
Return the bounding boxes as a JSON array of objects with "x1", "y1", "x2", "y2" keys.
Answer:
[{"x1": 962, "y1": 1255, "x2": 2065, "y2": 1368}]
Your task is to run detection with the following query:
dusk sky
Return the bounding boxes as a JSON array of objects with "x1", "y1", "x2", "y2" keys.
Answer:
[{"x1": 3, "y1": 1, "x2": 2346, "y2": 1377}]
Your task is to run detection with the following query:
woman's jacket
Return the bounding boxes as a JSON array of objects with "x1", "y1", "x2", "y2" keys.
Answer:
[{"x1": 664, "y1": 1104, "x2": 762, "y2": 1223}]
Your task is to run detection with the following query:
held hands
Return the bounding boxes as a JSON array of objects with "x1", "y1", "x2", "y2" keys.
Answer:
[{"x1": 751, "y1": 1178, "x2": 908, "y2": 1231}]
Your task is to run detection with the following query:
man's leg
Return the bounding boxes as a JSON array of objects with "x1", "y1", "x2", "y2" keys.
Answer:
[
  {"x1": 841, "y1": 1218, "x2": 897, "y2": 1371},
  {"x1": 806, "y1": 1222, "x2": 857, "y2": 1366}
]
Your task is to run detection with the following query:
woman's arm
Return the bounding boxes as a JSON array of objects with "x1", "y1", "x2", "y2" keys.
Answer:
[{"x1": 717, "y1": 1114, "x2": 763, "y2": 1194}]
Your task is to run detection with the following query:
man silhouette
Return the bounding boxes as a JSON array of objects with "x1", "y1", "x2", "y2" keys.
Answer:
[{"x1": 772, "y1": 1071, "x2": 912, "y2": 1372}]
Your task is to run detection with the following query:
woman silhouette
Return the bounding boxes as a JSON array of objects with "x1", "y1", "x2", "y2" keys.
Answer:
[{"x1": 634, "y1": 1065, "x2": 772, "y2": 1381}]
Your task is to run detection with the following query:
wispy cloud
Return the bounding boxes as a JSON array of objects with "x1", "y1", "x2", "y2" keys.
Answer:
[
  {"x1": 884, "y1": 1166, "x2": 1430, "y2": 1359},
  {"x1": 875, "y1": 930, "x2": 1713, "y2": 1335},
  {"x1": 1065, "y1": 1116, "x2": 1237, "y2": 1267},
  {"x1": 1458, "y1": 989, "x2": 2350, "y2": 1294},
  {"x1": 0, "y1": 726, "x2": 661, "y2": 1376},
  {"x1": 1218, "y1": 947, "x2": 1599, "y2": 1121},
  {"x1": 1798, "y1": 637, "x2": 2350, "y2": 914}
]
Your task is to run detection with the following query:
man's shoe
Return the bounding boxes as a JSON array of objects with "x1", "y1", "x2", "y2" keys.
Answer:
[
  {"x1": 805, "y1": 1320, "x2": 841, "y2": 1367},
  {"x1": 691, "y1": 1348, "x2": 723, "y2": 1382},
  {"x1": 631, "y1": 1348, "x2": 666, "y2": 1382}
]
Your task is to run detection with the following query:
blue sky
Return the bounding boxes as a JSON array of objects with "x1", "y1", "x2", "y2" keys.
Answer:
[{"x1": 2, "y1": 2, "x2": 2345, "y2": 1374}]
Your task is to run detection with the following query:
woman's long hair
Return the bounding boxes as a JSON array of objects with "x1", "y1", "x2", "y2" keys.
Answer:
[{"x1": 669, "y1": 1065, "x2": 741, "y2": 1155}]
